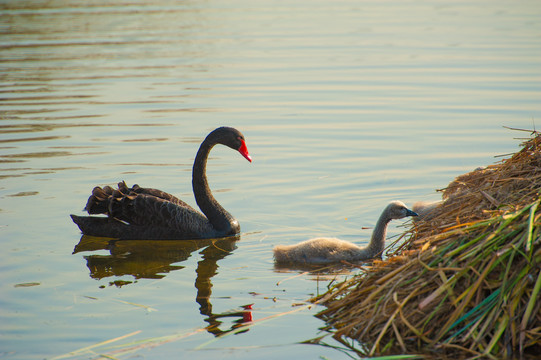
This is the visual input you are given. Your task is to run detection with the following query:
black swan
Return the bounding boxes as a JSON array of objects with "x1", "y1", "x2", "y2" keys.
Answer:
[
  {"x1": 71, "y1": 127, "x2": 252, "y2": 240},
  {"x1": 273, "y1": 201, "x2": 417, "y2": 264}
]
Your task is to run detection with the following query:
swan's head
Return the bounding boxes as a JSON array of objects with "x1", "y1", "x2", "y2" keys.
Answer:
[
  {"x1": 209, "y1": 127, "x2": 252, "y2": 162},
  {"x1": 386, "y1": 200, "x2": 418, "y2": 220}
]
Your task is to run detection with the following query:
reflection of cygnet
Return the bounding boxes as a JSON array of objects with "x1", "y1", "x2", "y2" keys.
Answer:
[{"x1": 273, "y1": 201, "x2": 418, "y2": 265}]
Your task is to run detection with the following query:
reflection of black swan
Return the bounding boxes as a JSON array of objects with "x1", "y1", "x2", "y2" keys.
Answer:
[
  {"x1": 71, "y1": 127, "x2": 252, "y2": 240},
  {"x1": 73, "y1": 235, "x2": 239, "y2": 281},
  {"x1": 273, "y1": 201, "x2": 417, "y2": 265}
]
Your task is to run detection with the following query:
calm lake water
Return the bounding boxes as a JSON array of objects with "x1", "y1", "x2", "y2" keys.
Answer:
[{"x1": 1, "y1": 0, "x2": 540, "y2": 359}]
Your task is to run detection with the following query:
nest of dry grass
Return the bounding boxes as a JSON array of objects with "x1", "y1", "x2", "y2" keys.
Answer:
[{"x1": 315, "y1": 130, "x2": 541, "y2": 358}]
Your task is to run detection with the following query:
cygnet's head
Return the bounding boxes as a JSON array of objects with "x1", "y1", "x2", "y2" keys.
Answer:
[{"x1": 386, "y1": 200, "x2": 418, "y2": 220}]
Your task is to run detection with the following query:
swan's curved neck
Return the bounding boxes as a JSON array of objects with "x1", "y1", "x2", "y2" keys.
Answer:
[
  {"x1": 366, "y1": 210, "x2": 393, "y2": 256},
  {"x1": 192, "y1": 141, "x2": 237, "y2": 233}
]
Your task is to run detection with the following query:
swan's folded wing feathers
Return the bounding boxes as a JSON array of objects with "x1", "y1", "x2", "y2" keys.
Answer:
[
  {"x1": 109, "y1": 194, "x2": 211, "y2": 238},
  {"x1": 85, "y1": 186, "x2": 111, "y2": 214},
  {"x1": 81, "y1": 181, "x2": 212, "y2": 238},
  {"x1": 123, "y1": 182, "x2": 189, "y2": 207}
]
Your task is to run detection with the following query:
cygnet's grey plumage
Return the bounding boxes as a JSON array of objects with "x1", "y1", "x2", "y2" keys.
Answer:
[
  {"x1": 412, "y1": 200, "x2": 442, "y2": 221},
  {"x1": 273, "y1": 201, "x2": 417, "y2": 265}
]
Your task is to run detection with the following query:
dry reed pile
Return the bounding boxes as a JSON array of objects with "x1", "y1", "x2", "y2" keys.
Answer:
[{"x1": 315, "y1": 131, "x2": 541, "y2": 358}]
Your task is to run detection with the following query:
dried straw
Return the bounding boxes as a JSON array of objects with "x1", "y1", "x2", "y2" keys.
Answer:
[{"x1": 315, "y1": 131, "x2": 541, "y2": 358}]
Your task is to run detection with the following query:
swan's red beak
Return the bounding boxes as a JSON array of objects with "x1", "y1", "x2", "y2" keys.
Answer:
[{"x1": 238, "y1": 140, "x2": 252, "y2": 162}]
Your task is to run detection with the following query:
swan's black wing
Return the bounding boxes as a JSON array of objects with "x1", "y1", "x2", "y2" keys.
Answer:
[
  {"x1": 84, "y1": 181, "x2": 192, "y2": 214},
  {"x1": 119, "y1": 181, "x2": 191, "y2": 207},
  {"x1": 73, "y1": 181, "x2": 216, "y2": 240}
]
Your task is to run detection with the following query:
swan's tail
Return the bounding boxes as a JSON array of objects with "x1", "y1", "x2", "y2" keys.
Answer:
[{"x1": 70, "y1": 214, "x2": 128, "y2": 238}]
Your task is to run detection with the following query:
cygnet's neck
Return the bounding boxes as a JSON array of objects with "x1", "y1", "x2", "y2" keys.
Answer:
[{"x1": 364, "y1": 208, "x2": 393, "y2": 257}]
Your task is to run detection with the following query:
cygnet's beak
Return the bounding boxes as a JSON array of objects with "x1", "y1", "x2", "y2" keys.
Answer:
[{"x1": 406, "y1": 208, "x2": 418, "y2": 217}]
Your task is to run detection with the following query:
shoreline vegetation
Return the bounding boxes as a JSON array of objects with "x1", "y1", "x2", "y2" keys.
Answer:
[{"x1": 314, "y1": 129, "x2": 541, "y2": 359}]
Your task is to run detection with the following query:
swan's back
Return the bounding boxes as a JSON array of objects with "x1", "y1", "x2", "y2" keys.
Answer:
[{"x1": 273, "y1": 237, "x2": 364, "y2": 265}]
